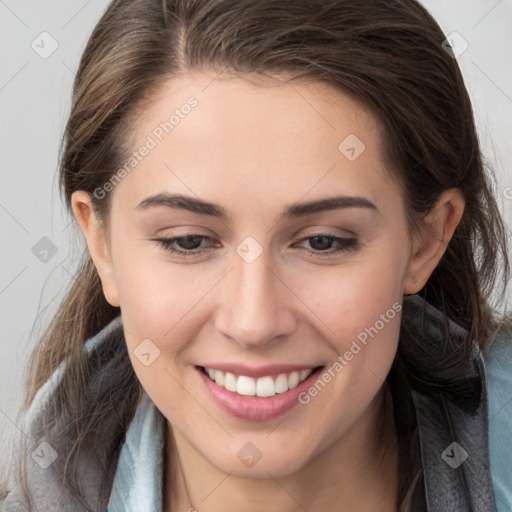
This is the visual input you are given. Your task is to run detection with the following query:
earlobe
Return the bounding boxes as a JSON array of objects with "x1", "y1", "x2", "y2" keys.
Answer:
[
  {"x1": 403, "y1": 188, "x2": 465, "y2": 295},
  {"x1": 70, "y1": 191, "x2": 120, "y2": 307}
]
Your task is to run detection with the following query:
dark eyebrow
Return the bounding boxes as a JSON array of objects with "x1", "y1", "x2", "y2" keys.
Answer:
[{"x1": 135, "y1": 193, "x2": 378, "y2": 220}]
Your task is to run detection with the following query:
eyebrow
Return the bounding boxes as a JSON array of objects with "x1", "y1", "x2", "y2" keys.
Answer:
[{"x1": 135, "y1": 193, "x2": 378, "y2": 221}]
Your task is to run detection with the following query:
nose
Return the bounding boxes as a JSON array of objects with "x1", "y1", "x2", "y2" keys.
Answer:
[{"x1": 214, "y1": 250, "x2": 297, "y2": 349}]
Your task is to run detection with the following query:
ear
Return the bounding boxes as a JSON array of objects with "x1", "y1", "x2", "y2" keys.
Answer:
[
  {"x1": 71, "y1": 190, "x2": 120, "y2": 307},
  {"x1": 403, "y1": 188, "x2": 465, "y2": 294}
]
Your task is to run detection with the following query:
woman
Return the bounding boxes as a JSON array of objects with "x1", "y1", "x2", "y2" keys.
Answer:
[{"x1": 1, "y1": 0, "x2": 511, "y2": 511}]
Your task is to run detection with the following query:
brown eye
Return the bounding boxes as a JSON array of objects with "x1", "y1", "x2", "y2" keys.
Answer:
[
  {"x1": 296, "y1": 234, "x2": 358, "y2": 255},
  {"x1": 153, "y1": 235, "x2": 216, "y2": 256}
]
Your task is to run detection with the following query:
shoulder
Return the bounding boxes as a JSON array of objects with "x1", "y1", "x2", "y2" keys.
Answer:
[
  {"x1": 483, "y1": 315, "x2": 512, "y2": 512},
  {"x1": 0, "y1": 315, "x2": 125, "y2": 512}
]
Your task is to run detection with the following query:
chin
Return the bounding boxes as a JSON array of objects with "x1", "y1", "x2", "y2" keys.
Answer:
[{"x1": 203, "y1": 439, "x2": 317, "y2": 479}]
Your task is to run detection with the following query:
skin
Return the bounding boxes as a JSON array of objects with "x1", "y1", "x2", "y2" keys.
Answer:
[{"x1": 72, "y1": 71, "x2": 465, "y2": 511}]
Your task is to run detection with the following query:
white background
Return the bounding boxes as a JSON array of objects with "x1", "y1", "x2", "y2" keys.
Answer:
[{"x1": 1, "y1": 0, "x2": 511, "y2": 439}]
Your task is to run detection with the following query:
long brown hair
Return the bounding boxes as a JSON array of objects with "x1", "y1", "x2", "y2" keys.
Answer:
[{"x1": 4, "y1": 0, "x2": 511, "y2": 510}]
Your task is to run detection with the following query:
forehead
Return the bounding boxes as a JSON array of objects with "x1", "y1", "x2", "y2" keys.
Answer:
[
  {"x1": 133, "y1": 71, "x2": 381, "y2": 150},
  {"x1": 113, "y1": 71, "x2": 401, "y2": 218}
]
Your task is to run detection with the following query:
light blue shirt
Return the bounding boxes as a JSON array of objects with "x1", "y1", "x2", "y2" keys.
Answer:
[{"x1": 107, "y1": 391, "x2": 165, "y2": 512}]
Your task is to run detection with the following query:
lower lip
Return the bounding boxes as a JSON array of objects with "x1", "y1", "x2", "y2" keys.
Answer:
[{"x1": 195, "y1": 366, "x2": 324, "y2": 422}]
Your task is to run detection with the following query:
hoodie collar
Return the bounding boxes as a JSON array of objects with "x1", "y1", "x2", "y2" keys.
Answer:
[{"x1": 390, "y1": 294, "x2": 497, "y2": 511}]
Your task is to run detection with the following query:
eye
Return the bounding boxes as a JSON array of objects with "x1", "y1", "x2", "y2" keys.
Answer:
[
  {"x1": 153, "y1": 232, "x2": 358, "y2": 259},
  {"x1": 153, "y1": 235, "x2": 218, "y2": 257},
  {"x1": 295, "y1": 233, "x2": 359, "y2": 256}
]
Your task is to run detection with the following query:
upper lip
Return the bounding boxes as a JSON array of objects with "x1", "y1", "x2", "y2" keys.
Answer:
[{"x1": 197, "y1": 363, "x2": 322, "y2": 379}]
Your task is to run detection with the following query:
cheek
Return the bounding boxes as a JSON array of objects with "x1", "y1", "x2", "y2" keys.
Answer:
[
  {"x1": 291, "y1": 246, "x2": 406, "y2": 343},
  {"x1": 110, "y1": 235, "x2": 214, "y2": 336},
  {"x1": 114, "y1": 256, "x2": 208, "y2": 413},
  {"x1": 297, "y1": 264, "x2": 402, "y2": 445},
  {"x1": 289, "y1": 247, "x2": 405, "y2": 416}
]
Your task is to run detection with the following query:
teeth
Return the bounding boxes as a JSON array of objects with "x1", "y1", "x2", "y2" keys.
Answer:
[
  {"x1": 256, "y1": 376, "x2": 276, "y2": 397},
  {"x1": 288, "y1": 371, "x2": 300, "y2": 389},
  {"x1": 214, "y1": 371, "x2": 225, "y2": 387},
  {"x1": 300, "y1": 369, "x2": 312, "y2": 381},
  {"x1": 203, "y1": 367, "x2": 315, "y2": 397},
  {"x1": 237, "y1": 376, "x2": 256, "y2": 396},
  {"x1": 275, "y1": 373, "x2": 289, "y2": 393},
  {"x1": 224, "y1": 372, "x2": 237, "y2": 392}
]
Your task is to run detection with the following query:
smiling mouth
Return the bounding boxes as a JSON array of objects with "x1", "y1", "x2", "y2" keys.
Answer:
[{"x1": 197, "y1": 365, "x2": 324, "y2": 398}]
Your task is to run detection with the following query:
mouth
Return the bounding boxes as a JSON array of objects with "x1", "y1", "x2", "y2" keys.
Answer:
[
  {"x1": 195, "y1": 364, "x2": 325, "y2": 422},
  {"x1": 197, "y1": 365, "x2": 324, "y2": 397}
]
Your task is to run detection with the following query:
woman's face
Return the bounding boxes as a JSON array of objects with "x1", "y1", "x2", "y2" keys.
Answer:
[{"x1": 74, "y1": 72, "x2": 439, "y2": 478}]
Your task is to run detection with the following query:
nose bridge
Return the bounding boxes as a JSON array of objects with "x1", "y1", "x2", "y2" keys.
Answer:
[{"x1": 215, "y1": 245, "x2": 295, "y2": 347}]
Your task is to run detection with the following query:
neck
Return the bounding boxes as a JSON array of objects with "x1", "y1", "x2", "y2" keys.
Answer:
[{"x1": 164, "y1": 384, "x2": 399, "y2": 512}]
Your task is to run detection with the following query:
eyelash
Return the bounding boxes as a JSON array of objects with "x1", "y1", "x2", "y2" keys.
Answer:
[{"x1": 152, "y1": 233, "x2": 358, "y2": 258}]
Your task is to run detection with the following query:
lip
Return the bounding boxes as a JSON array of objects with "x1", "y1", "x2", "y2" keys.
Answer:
[{"x1": 195, "y1": 365, "x2": 324, "y2": 422}]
